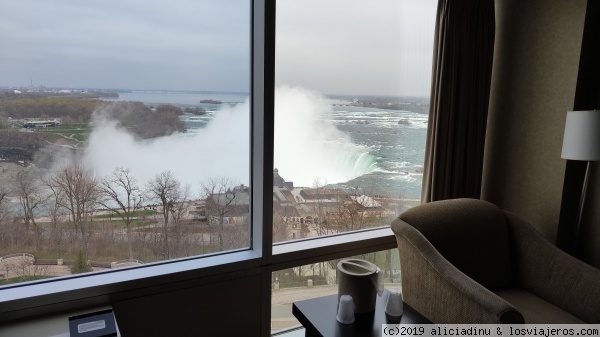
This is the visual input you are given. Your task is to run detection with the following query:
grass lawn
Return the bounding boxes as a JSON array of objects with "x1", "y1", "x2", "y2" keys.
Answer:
[
  {"x1": 37, "y1": 124, "x2": 92, "y2": 142},
  {"x1": 94, "y1": 210, "x2": 155, "y2": 219},
  {"x1": 38, "y1": 123, "x2": 90, "y2": 133},
  {"x1": 108, "y1": 219, "x2": 154, "y2": 228}
]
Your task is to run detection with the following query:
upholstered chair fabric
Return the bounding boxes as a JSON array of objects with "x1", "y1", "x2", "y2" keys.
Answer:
[
  {"x1": 392, "y1": 198, "x2": 600, "y2": 324},
  {"x1": 504, "y1": 211, "x2": 600, "y2": 323},
  {"x1": 399, "y1": 198, "x2": 513, "y2": 289}
]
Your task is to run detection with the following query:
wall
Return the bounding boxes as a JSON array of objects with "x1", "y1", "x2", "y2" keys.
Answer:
[
  {"x1": 483, "y1": 0, "x2": 600, "y2": 267},
  {"x1": 113, "y1": 272, "x2": 263, "y2": 336},
  {"x1": 0, "y1": 271, "x2": 265, "y2": 337}
]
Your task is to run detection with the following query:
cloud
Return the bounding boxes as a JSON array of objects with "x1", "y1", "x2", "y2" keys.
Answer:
[
  {"x1": 0, "y1": 0, "x2": 436, "y2": 95},
  {"x1": 0, "y1": 0, "x2": 249, "y2": 91},
  {"x1": 275, "y1": 0, "x2": 437, "y2": 96}
]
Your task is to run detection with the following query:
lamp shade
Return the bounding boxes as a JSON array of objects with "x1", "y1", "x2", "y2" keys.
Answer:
[{"x1": 561, "y1": 110, "x2": 600, "y2": 161}]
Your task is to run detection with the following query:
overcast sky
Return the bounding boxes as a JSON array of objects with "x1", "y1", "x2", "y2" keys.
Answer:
[{"x1": 0, "y1": 0, "x2": 436, "y2": 96}]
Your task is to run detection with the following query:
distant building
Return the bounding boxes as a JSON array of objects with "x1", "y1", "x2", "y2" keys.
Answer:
[
  {"x1": 351, "y1": 195, "x2": 382, "y2": 208},
  {"x1": 271, "y1": 169, "x2": 384, "y2": 240},
  {"x1": 189, "y1": 200, "x2": 207, "y2": 221},
  {"x1": 205, "y1": 185, "x2": 250, "y2": 226},
  {"x1": 299, "y1": 188, "x2": 351, "y2": 203},
  {"x1": 23, "y1": 120, "x2": 60, "y2": 128},
  {"x1": 273, "y1": 168, "x2": 293, "y2": 189}
]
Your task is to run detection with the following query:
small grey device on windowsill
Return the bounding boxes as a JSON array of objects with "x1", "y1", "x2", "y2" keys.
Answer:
[{"x1": 68, "y1": 309, "x2": 119, "y2": 337}]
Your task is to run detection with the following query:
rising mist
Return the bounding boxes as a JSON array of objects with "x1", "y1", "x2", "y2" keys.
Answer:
[
  {"x1": 62, "y1": 86, "x2": 376, "y2": 194},
  {"x1": 274, "y1": 86, "x2": 376, "y2": 186}
]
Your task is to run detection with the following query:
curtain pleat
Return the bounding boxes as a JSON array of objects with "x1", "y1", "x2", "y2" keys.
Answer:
[{"x1": 421, "y1": 0, "x2": 495, "y2": 203}]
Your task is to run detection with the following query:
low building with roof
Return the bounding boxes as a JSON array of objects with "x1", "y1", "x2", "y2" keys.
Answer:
[{"x1": 205, "y1": 185, "x2": 250, "y2": 226}]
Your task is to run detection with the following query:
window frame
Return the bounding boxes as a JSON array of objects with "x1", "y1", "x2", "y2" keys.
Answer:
[
  {"x1": 0, "y1": 0, "x2": 269, "y2": 324},
  {"x1": 0, "y1": 1, "x2": 403, "y2": 335}
]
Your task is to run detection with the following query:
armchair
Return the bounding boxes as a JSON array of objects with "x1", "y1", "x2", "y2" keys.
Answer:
[{"x1": 391, "y1": 198, "x2": 600, "y2": 324}]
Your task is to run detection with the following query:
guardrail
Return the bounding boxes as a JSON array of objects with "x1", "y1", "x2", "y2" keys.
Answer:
[
  {"x1": 0, "y1": 254, "x2": 144, "y2": 270},
  {"x1": 90, "y1": 261, "x2": 112, "y2": 269},
  {"x1": 112, "y1": 259, "x2": 144, "y2": 268},
  {"x1": 0, "y1": 253, "x2": 35, "y2": 262}
]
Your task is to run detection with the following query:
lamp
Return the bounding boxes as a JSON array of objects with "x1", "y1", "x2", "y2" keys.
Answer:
[
  {"x1": 561, "y1": 110, "x2": 600, "y2": 161},
  {"x1": 560, "y1": 110, "x2": 600, "y2": 253}
]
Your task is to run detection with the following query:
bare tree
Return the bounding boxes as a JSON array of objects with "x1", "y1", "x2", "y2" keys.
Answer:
[
  {"x1": 346, "y1": 184, "x2": 382, "y2": 231},
  {"x1": 47, "y1": 164, "x2": 98, "y2": 240},
  {"x1": 272, "y1": 203, "x2": 291, "y2": 242},
  {"x1": 145, "y1": 171, "x2": 185, "y2": 260},
  {"x1": 310, "y1": 178, "x2": 331, "y2": 236},
  {"x1": 335, "y1": 195, "x2": 366, "y2": 232},
  {"x1": 201, "y1": 177, "x2": 241, "y2": 251},
  {"x1": 13, "y1": 170, "x2": 50, "y2": 246},
  {"x1": 0, "y1": 184, "x2": 10, "y2": 223},
  {"x1": 2, "y1": 258, "x2": 50, "y2": 281},
  {"x1": 169, "y1": 183, "x2": 191, "y2": 257},
  {"x1": 96, "y1": 167, "x2": 143, "y2": 260},
  {"x1": 43, "y1": 175, "x2": 68, "y2": 259}
]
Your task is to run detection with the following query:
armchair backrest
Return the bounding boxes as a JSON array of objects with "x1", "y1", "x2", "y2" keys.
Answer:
[{"x1": 399, "y1": 198, "x2": 514, "y2": 289}]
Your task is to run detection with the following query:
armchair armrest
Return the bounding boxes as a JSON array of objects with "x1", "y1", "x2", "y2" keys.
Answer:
[
  {"x1": 505, "y1": 212, "x2": 600, "y2": 323},
  {"x1": 392, "y1": 218, "x2": 524, "y2": 324}
]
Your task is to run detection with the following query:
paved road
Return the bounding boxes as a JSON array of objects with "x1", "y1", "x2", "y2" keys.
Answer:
[{"x1": 271, "y1": 284, "x2": 339, "y2": 332}]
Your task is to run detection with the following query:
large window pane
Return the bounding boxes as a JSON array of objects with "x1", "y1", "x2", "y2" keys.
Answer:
[
  {"x1": 271, "y1": 249, "x2": 401, "y2": 333},
  {"x1": 273, "y1": 0, "x2": 436, "y2": 243},
  {"x1": 0, "y1": 1, "x2": 250, "y2": 285}
]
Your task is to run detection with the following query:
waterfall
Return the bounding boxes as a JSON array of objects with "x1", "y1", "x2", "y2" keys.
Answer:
[{"x1": 274, "y1": 86, "x2": 377, "y2": 186}]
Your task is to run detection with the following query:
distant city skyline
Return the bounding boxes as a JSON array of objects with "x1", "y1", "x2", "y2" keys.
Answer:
[{"x1": 0, "y1": 0, "x2": 436, "y2": 96}]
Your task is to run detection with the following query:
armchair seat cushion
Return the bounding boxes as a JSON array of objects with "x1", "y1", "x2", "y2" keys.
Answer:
[{"x1": 493, "y1": 288, "x2": 585, "y2": 324}]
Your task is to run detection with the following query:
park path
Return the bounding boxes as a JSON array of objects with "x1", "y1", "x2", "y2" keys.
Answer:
[
  {"x1": 0, "y1": 255, "x2": 108, "y2": 280},
  {"x1": 270, "y1": 284, "x2": 338, "y2": 332}
]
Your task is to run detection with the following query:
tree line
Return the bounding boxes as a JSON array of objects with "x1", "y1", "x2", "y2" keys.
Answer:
[
  {"x1": 0, "y1": 97, "x2": 188, "y2": 163},
  {"x1": 0, "y1": 163, "x2": 402, "y2": 281},
  {"x1": 0, "y1": 94, "x2": 98, "y2": 122},
  {"x1": 0, "y1": 96, "x2": 186, "y2": 138},
  {"x1": 0, "y1": 164, "x2": 247, "y2": 266}
]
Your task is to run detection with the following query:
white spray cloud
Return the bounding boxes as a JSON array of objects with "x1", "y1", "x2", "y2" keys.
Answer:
[
  {"x1": 83, "y1": 100, "x2": 250, "y2": 194},
  {"x1": 274, "y1": 86, "x2": 375, "y2": 186},
  {"x1": 79, "y1": 86, "x2": 374, "y2": 194}
]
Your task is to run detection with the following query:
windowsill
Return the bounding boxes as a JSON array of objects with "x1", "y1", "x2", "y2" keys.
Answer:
[{"x1": 271, "y1": 227, "x2": 397, "y2": 268}]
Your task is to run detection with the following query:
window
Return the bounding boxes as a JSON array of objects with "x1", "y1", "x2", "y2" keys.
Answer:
[
  {"x1": 0, "y1": 1, "x2": 436, "y2": 335},
  {"x1": 0, "y1": 0, "x2": 251, "y2": 284},
  {"x1": 271, "y1": 248, "x2": 401, "y2": 333},
  {"x1": 272, "y1": 0, "x2": 436, "y2": 243},
  {"x1": 269, "y1": 1, "x2": 436, "y2": 334}
]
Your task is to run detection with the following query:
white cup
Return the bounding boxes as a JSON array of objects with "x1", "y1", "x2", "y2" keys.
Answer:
[
  {"x1": 385, "y1": 288, "x2": 404, "y2": 317},
  {"x1": 336, "y1": 294, "x2": 355, "y2": 324}
]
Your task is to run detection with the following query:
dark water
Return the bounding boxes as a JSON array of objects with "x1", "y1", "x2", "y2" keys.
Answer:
[{"x1": 326, "y1": 105, "x2": 426, "y2": 198}]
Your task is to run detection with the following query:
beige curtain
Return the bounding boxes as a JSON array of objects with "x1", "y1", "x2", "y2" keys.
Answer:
[{"x1": 421, "y1": 0, "x2": 495, "y2": 203}]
